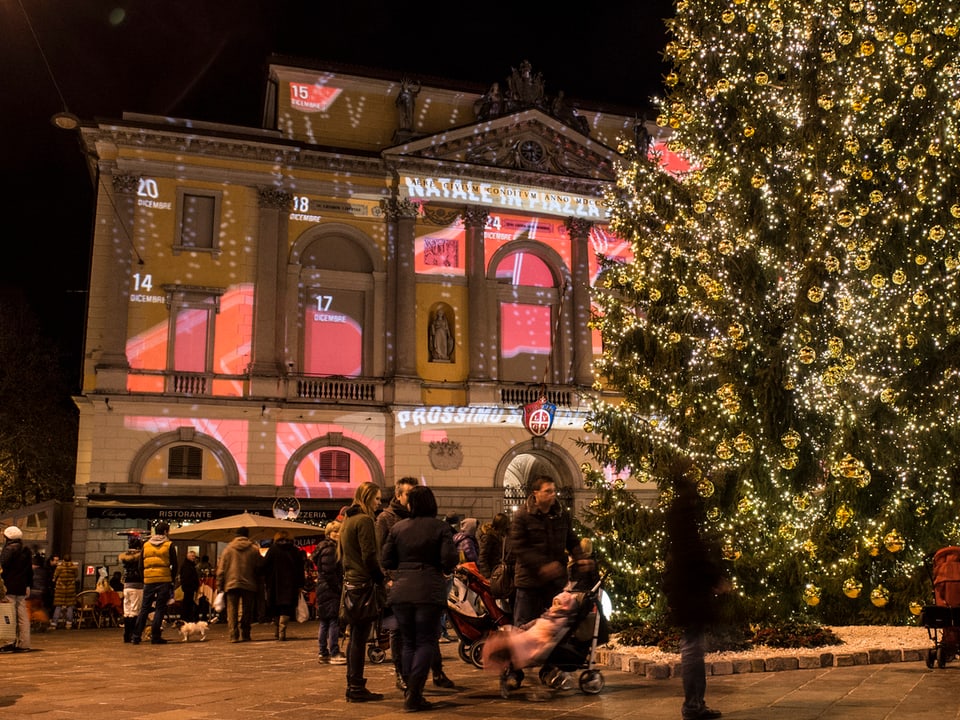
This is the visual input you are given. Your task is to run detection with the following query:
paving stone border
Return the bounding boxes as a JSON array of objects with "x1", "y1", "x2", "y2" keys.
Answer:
[{"x1": 595, "y1": 646, "x2": 930, "y2": 679}]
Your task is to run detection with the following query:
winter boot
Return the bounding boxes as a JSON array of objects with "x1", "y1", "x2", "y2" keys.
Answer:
[
  {"x1": 345, "y1": 678, "x2": 383, "y2": 703},
  {"x1": 278, "y1": 615, "x2": 289, "y2": 641},
  {"x1": 123, "y1": 618, "x2": 133, "y2": 643}
]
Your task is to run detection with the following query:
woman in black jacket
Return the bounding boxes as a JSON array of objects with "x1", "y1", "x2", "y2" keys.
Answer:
[
  {"x1": 262, "y1": 529, "x2": 306, "y2": 641},
  {"x1": 381, "y1": 485, "x2": 459, "y2": 712}
]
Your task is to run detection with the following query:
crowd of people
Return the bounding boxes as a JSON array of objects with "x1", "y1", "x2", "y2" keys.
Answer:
[{"x1": 3, "y1": 472, "x2": 724, "y2": 718}]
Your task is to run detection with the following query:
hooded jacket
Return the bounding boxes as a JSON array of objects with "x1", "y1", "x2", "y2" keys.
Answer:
[
  {"x1": 119, "y1": 549, "x2": 144, "y2": 588},
  {"x1": 339, "y1": 504, "x2": 384, "y2": 587},
  {"x1": 216, "y1": 535, "x2": 263, "y2": 593},
  {"x1": 453, "y1": 517, "x2": 480, "y2": 563},
  {"x1": 141, "y1": 534, "x2": 177, "y2": 584}
]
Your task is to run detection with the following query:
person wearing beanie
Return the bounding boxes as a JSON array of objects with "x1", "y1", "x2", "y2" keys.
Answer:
[
  {"x1": 133, "y1": 521, "x2": 178, "y2": 645},
  {"x1": 1, "y1": 526, "x2": 33, "y2": 652},
  {"x1": 118, "y1": 535, "x2": 144, "y2": 643}
]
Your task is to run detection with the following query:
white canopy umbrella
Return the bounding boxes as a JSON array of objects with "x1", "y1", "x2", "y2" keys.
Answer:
[{"x1": 168, "y1": 511, "x2": 324, "y2": 543}]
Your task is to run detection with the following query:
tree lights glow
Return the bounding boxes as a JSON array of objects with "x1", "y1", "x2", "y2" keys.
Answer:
[{"x1": 583, "y1": 0, "x2": 960, "y2": 625}]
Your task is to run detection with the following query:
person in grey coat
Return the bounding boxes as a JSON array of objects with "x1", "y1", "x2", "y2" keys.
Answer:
[{"x1": 381, "y1": 485, "x2": 459, "y2": 712}]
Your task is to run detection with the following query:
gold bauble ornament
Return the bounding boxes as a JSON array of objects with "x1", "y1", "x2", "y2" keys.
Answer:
[
  {"x1": 818, "y1": 95, "x2": 834, "y2": 110},
  {"x1": 843, "y1": 578, "x2": 863, "y2": 598},
  {"x1": 905, "y1": 333, "x2": 917, "y2": 348},
  {"x1": 716, "y1": 440, "x2": 733, "y2": 460},
  {"x1": 696, "y1": 479, "x2": 715, "y2": 498},
  {"x1": 755, "y1": 71, "x2": 769, "y2": 85},
  {"x1": 884, "y1": 530, "x2": 904, "y2": 553},
  {"x1": 803, "y1": 585, "x2": 822, "y2": 606},
  {"x1": 737, "y1": 496, "x2": 753, "y2": 514},
  {"x1": 836, "y1": 209, "x2": 855, "y2": 227},
  {"x1": 892, "y1": 269, "x2": 906, "y2": 285},
  {"x1": 778, "y1": 523, "x2": 796, "y2": 539},
  {"x1": 864, "y1": 536, "x2": 880, "y2": 556},
  {"x1": 909, "y1": 601, "x2": 923, "y2": 616},
  {"x1": 793, "y1": 493, "x2": 811, "y2": 511},
  {"x1": 929, "y1": 225, "x2": 946, "y2": 241},
  {"x1": 859, "y1": 40, "x2": 874, "y2": 56},
  {"x1": 781, "y1": 429, "x2": 801, "y2": 449},
  {"x1": 870, "y1": 586, "x2": 889, "y2": 607},
  {"x1": 706, "y1": 507, "x2": 720, "y2": 522},
  {"x1": 779, "y1": 453, "x2": 798, "y2": 470},
  {"x1": 649, "y1": 288, "x2": 662, "y2": 301},
  {"x1": 912, "y1": 289, "x2": 929, "y2": 306},
  {"x1": 802, "y1": 539, "x2": 817, "y2": 557},
  {"x1": 743, "y1": 125, "x2": 755, "y2": 137},
  {"x1": 871, "y1": 274, "x2": 886, "y2": 288},
  {"x1": 636, "y1": 591, "x2": 652, "y2": 609},
  {"x1": 799, "y1": 346, "x2": 816, "y2": 364},
  {"x1": 708, "y1": 339, "x2": 725, "y2": 357},
  {"x1": 869, "y1": 190, "x2": 883, "y2": 203},
  {"x1": 827, "y1": 337, "x2": 844, "y2": 357},
  {"x1": 916, "y1": 254, "x2": 927, "y2": 266},
  {"x1": 894, "y1": 32, "x2": 908, "y2": 46},
  {"x1": 838, "y1": 30, "x2": 854, "y2": 45},
  {"x1": 721, "y1": 9, "x2": 735, "y2": 22},
  {"x1": 825, "y1": 255, "x2": 840, "y2": 272},
  {"x1": 854, "y1": 253, "x2": 871, "y2": 271},
  {"x1": 807, "y1": 287, "x2": 824, "y2": 303},
  {"x1": 880, "y1": 388, "x2": 896, "y2": 404},
  {"x1": 733, "y1": 432, "x2": 754, "y2": 454},
  {"x1": 722, "y1": 542, "x2": 741, "y2": 561},
  {"x1": 770, "y1": 17, "x2": 783, "y2": 32},
  {"x1": 668, "y1": 331, "x2": 681, "y2": 344},
  {"x1": 751, "y1": 174, "x2": 766, "y2": 188}
]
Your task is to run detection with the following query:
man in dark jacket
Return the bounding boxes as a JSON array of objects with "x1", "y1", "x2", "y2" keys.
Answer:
[
  {"x1": 663, "y1": 465, "x2": 731, "y2": 720},
  {"x1": 178, "y1": 550, "x2": 201, "y2": 623},
  {"x1": 0, "y1": 526, "x2": 33, "y2": 652},
  {"x1": 509, "y1": 476, "x2": 586, "y2": 627}
]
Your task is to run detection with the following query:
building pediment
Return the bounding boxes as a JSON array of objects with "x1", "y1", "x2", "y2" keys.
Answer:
[{"x1": 383, "y1": 109, "x2": 620, "y2": 183}]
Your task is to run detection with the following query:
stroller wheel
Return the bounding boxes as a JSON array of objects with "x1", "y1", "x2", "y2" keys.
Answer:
[
  {"x1": 579, "y1": 669, "x2": 605, "y2": 695},
  {"x1": 458, "y1": 641, "x2": 472, "y2": 665},
  {"x1": 470, "y1": 640, "x2": 485, "y2": 668},
  {"x1": 367, "y1": 645, "x2": 386, "y2": 663},
  {"x1": 926, "y1": 649, "x2": 936, "y2": 669}
]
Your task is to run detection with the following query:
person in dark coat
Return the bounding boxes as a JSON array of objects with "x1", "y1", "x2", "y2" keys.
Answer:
[
  {"x1": 663, "y1": 463, "x2": 731, "y2": 720},
  {"x1": 381, "y1": 485, "x2": 459, "y2": 713},
  {"x1": 1, "y1": 526, "x2": 33, "y2": 651},
  {"x1": 508, "y1": 476, "x2": 587, "y2": 626},
  {"x1": 262, "y1": 529, "x2": 306, "y2": 641},
  {"x1": 477, "y1": 512, "x2": 510, "y2": 578},
  {"x1": 313, "y1": 520, "x2": 344, "y2": 663},
  {"x1": 178, "y1": 550, "x2": 201, "y2": 623}
]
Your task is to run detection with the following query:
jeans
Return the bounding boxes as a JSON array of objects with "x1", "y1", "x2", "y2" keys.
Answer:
[
  {"x1": 51, "y1": 605, "x2": 75, "y2": 626},
  {"x1": 226, "y1": 589, "x2": 255, "y2": 640},
  {"x1": 680, "y1": 626, "x2": 707, "y2": 718},
  {"x1": 393, "y1": 603, "x2": 443, "y2": 701},
  {"x1": 135, "y1": 582, "x2": 172, "y2": 639},
  {"x1": 513, "y1": 585, "x2": 559, "y2": 627},
  {"x1": 7, "y1": 594, "x2": 31, "y2": 649},
  {"x1": 318, "y1": 616, "x2": 340, "y2": 656}
]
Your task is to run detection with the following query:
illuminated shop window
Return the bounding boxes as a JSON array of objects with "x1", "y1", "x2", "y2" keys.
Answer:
[
  {"x1": 495, "y1": 250, "x2": 560, "y2": 383},
  {"x1": 168, "y1": 445, "x2": 203, "y2": 480},
  {"x1": 174, "y1": 189, "x2": 221, "y2": 254}
]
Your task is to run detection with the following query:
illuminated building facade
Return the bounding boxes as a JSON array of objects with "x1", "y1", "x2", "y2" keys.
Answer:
[{"x1": 70, "y1": 58, "x2": 653, "y2": 573}]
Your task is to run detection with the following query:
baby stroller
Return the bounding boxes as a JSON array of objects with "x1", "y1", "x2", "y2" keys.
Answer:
[
  {"x1": 447, "y1": 562, "x2": 513, "y2": 668},
  {"x1": 482, "y1": 576, "x2": 608, "y2": 697},
  {"x1": 922, "y1": 545, "x2": 960, "y2": 668}
]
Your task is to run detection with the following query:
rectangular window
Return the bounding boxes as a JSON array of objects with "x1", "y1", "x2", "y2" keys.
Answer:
[
  {"x1": 168, "y1": 445, "x2": 203, "y2": 479},
  {"x1": 175, "y1": 189, "x2": 221, "y2": 254},
  {"x1": 319, "y1": 450, "x2": 350, "y2": 483}
]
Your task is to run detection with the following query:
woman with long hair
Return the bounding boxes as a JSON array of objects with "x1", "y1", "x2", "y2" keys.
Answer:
[{"x1": 338, "y1": 481, "x2": 385, "y2": 702}]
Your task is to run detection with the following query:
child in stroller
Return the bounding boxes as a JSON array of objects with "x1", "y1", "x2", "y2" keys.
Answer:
[
  {"x1": 922, "y1": 545, "x2": 960, "y2": 668},
  {"x1": 481, "y1": 576, "x2": 608, "y2": 697},
  {"x1": 446, "y1": 562, "x2": 513, "y2": 668}
]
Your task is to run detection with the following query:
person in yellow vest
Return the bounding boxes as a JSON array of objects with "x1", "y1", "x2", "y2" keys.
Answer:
[{"x1": 133, "y1": 521, "x2": 178, "y2": 645}]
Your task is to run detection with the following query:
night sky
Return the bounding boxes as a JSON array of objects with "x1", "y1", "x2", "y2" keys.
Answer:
[{"x1": 2, "y1": 0, "x2": 673, "y2": 389}]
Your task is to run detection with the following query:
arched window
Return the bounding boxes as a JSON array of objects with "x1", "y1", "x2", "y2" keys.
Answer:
[
  {"x1": 290, "y1": 225, "x2": 385, "y2": 379},
  {"x1": 492, "y1": 248, "x2": 566, "y2": 383}
]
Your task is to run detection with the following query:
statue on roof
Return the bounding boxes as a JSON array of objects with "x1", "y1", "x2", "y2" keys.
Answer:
[
  {"x1": 506, "y1": 60, "x2": 546, "y2": 111},
  {"x1": 396, "y1": 76, "x2": 421, "y2": 132}
]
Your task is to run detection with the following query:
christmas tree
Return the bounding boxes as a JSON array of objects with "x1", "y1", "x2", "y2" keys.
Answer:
[{"x1": 584, "y1": 0, "x2": 960, "y2": 625}]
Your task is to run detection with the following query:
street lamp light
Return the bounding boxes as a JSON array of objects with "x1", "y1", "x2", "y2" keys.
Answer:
[{"x1": 51, "y1": 111, "x2": 80, "y2": 130}]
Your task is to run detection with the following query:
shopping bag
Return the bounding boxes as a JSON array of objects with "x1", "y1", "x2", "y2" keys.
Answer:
[
  {"x1": 296, "y1": 592, "x2": 309, "y2": 623},
  {"x1": 213, "y1": 592, "x2": 225, "y2": 613},
  {"x1": 0, "y1": 602, "x2": 16, "y2": 644}
]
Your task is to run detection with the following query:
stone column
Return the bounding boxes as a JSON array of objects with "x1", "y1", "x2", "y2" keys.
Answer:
[
  {"x1": 91, "y1": 173, "x2": 136, "y2": 391},
  {"x1": 248, "y1": 187, "x2": 291, "y2": 396},
  {"x1": 566, "y1": 217, "x2": 594, "y2": 387},
  {"x1": 462, "y1": 207, "x2": 489, "y2": 381},
  {"x1": 383, "y1": 198, "x2": 420, "y2": 402}
]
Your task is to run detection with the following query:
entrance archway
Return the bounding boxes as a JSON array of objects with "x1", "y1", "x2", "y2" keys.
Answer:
[{"x1": 495, "y1": 439, "x2": 580, "y2": 515}]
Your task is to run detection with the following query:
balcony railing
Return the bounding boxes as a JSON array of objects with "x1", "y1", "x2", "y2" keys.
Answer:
[
  {"x1": 499, "y1": 384, "x2": 575, "y2": 408},
  {"x1": 293, "y1": 377, "x2": 382, "y2": 403}
]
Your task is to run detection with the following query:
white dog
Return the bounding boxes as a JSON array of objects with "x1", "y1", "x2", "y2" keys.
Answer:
[{"x1": 177, "y1": 620, "x2": 208, "y2": 642}]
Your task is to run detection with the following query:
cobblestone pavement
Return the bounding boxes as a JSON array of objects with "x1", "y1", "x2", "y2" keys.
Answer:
[{"x1": 3, "y1": 621, "x2": 959, "y2": 719}]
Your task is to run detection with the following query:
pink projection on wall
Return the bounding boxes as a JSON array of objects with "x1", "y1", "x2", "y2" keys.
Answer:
[
  {"x1": 303, "y1": 306, "x2": 363, "y2": 376},
  {"x1": 126, "y1": 284, "x2": 253, "y2": 395},
  {"x1": 500, "y1": 303, "x2": 552, "y2": 359},
  {"x1": 276, "y1": 422, "x2": 384, "y2": 500}
]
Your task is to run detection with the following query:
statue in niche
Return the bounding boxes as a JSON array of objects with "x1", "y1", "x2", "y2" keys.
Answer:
[
  {"x1": 429, "y1": 309, "x2": 455, "y2": 362},
  {"x1": 396, "y1": 76, "x2": 421, "y2": 132}
]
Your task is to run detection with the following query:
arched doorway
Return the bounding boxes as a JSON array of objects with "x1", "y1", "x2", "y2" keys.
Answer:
[{"x1": 495, "y1": 440, "x2": 580, "y2": 515}]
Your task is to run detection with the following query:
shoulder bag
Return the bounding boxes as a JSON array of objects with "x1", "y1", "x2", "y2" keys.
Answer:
[{"x1": 488, "y1": 539, "x2": 515, "y2": 599}]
